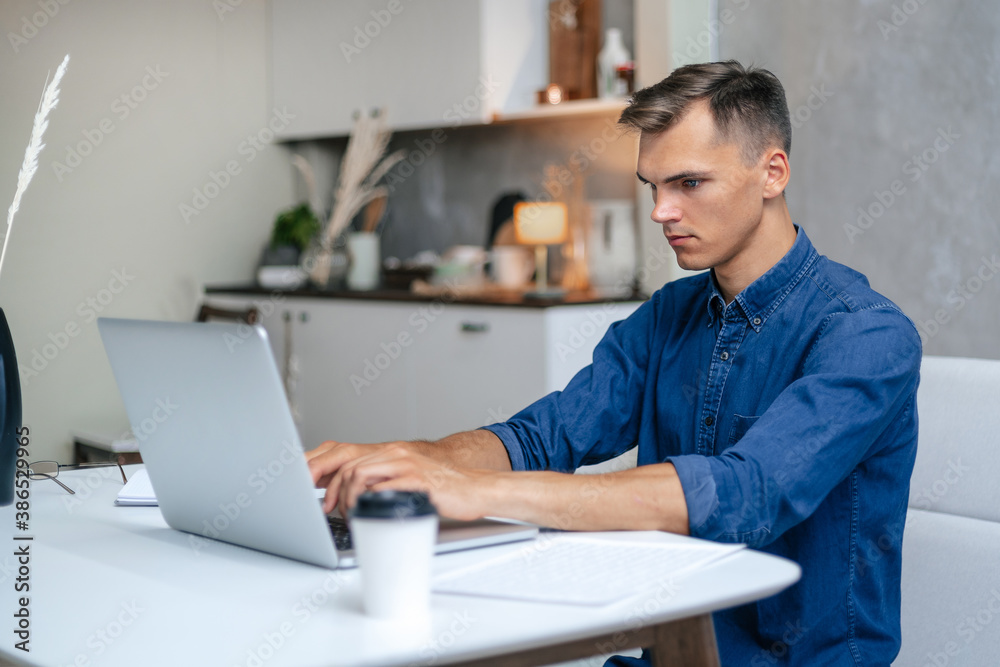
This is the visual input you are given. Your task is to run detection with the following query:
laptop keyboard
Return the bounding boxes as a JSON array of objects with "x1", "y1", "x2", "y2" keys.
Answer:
[{"x1": 327, "y1": 516, "x2": 353, "y2": 551}]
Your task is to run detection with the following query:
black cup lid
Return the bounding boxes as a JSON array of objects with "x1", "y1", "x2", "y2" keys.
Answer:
[{"x1": 350, "y1": 490, "x2": 437, "y2": 519}]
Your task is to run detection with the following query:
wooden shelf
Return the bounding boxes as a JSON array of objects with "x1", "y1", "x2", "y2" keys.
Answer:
[{"x1": 491, "y1": 97, "x2": 628, "y2": 124}]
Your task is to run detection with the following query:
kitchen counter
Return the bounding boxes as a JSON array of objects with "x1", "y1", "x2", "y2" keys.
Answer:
[{"x1": 204, "y1": 283, "x2": 647, "y2": 308}]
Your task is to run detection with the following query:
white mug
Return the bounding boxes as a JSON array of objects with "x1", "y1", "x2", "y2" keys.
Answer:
[
  {"x1": 490, "y1": 246, "x2": 534, "y2": 288},
  {"x1": 347, "y1": 232, "x2": 380, "y2": 290}
]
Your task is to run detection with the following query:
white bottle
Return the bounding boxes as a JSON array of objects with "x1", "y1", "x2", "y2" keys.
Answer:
[{"x1": 598, "y1": 28, "x2": 630, "y2": 99}]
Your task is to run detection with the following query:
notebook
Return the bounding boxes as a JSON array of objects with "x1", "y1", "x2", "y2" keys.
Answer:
[
  {"x1": 98, "y1": 317, "x2": 537, "y2": 568},
  {"x1": 115, "y1": 468, "x2": 157, "y2": 506},
  {"x1": 434, "y1": 533, "x2": 745, "y2": 606}
]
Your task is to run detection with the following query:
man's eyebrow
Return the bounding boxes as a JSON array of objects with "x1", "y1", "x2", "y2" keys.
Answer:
[{"x1": 636, "y1": 170, "x2": 711, "y2": 185}]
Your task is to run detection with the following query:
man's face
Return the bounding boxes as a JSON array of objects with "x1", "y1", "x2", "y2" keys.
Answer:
[{"x1": 636, "y1": 101, "x2": 772, "y2": 273}]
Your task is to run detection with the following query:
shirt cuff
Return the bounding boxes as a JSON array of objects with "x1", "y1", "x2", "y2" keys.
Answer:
[
  {"x1": 667, "y1": 454, "x2": 720, "y2": 537},
  {"x1": 479, "y1": 424, "x2": 527, "y2": 471}
]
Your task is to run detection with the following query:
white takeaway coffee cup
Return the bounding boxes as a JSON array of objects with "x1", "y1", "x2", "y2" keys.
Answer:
[{"x1": 349, "y1": 490, "x2": 439, "y2": 619}]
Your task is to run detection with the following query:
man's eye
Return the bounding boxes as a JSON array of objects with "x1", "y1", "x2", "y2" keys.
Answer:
[{"x1": 682, "y1": 179, "x2": 701, "y2": 188}]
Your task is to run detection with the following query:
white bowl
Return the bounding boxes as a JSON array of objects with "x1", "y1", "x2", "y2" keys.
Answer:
[{"x1": 257, "y1": 265, "x2": 307, "y2": 289}]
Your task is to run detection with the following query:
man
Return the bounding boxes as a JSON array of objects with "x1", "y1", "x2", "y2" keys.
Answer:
[{"x1": 308, "y1": 61, "x2": 921, "y2": 665}]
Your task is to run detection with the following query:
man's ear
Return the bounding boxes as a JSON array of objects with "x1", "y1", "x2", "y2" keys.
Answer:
[{"x1": 762, "y1": 149, "x2": 790, "y2": 200}]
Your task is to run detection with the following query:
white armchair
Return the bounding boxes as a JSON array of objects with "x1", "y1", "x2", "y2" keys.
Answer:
[{"x1": 894, "y1": 355, "x2": 1000, "y2": 665}]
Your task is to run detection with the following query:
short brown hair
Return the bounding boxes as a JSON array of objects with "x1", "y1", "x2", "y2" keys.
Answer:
[{"x1": 618, "y1": 60, "x2": 791, "y2": 165}]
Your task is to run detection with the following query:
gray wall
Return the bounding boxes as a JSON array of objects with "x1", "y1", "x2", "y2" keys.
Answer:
[
  {"x1": 0, "y1": 0, "x2": 295, "y2": 461},
  {"x1": 719, "y1": 0, "x2": 999, "y2": 360}
]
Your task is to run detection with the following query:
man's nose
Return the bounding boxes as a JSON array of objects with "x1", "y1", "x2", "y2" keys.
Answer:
[{"x1": 651, "y1": 194, "x2": 681, "y2": 224}]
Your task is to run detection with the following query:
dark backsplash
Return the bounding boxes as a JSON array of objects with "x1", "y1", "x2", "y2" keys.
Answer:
[{"x1": 292, "y1": 114, "x2": 638, "y2": 263}]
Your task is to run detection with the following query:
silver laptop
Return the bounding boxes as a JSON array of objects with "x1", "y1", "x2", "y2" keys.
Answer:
[{"x1": 97, "y1": 317, "x2": 537, "y2": 568}]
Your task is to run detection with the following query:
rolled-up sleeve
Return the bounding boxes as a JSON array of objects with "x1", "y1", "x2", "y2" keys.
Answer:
[
  {"x1": 481, "y1": 295, "x2": 659, "y2": 472},
  {"x1": 669, "y1": 305, "x2": 921, "y2": 547}
]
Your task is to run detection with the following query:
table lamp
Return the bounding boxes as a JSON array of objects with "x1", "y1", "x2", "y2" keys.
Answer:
[{"x1": 513, "y1": 202, "x2": 568, "y2": 299}]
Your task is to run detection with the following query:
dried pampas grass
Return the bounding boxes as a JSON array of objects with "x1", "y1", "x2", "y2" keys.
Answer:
[
  {"x1": 290, "y1": 153, "x2": 322, "y2": 222},
  {"x1": 1, "y1": 54, "x2": 70, "y2": 282},
  {"x1": 308, "y1": 110, "x2": 404, "y2": 286}
]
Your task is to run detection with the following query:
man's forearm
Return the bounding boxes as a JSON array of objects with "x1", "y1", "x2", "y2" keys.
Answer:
[
  {"x1": 478, "y1": 462, "x2": 691, "y2": 534},
  {"x1": 310, "y1": 432, "x2": 689, "y2": 531},
  {"x1": 411, "y1": 429, "x2": 513, "y2": 472},
  {"x1": 410, "y1": 434, "x2": 690, "y2": 533}
]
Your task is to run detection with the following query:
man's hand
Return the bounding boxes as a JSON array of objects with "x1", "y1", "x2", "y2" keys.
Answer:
[
  {"x1": 306, "y1": 440, "x2": 394, "y2": 513},
  {"x1": 306, "y1": 440, "x2": 387, "y2": 496},
  {"x1": 306, "y1": 440, "x2": 489, "y2": 519},
  {"x1": 305, "y1": 433, "x2": 689, "y2": 533}
]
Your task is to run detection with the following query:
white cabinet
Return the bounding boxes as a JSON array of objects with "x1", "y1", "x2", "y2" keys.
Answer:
[
  {"x1": 404, "y1": 306, "x2": 547, "y2": 439},
  {"x1": 270, "y1": 0, "x2": 549, "y2": 139},
  {"x1": 206, "y1": 295, "x2": 641, "y2": 448}
]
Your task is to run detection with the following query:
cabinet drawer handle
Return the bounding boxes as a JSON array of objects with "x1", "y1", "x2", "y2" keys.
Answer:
[{"x1": 460, "y1": 322, "x2": 489, "y2": 333}]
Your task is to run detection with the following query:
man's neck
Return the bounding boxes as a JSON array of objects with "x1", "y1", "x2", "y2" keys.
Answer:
[{"x1": 714, "y1": 203, "x2": 797, "y2": 304}]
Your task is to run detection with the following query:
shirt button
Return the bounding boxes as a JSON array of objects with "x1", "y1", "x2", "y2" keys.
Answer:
[
  {"x1": 705, "y1": 416, "x2": 714, "y2": 426},
  {"x1": 720, "y1": 351, "x2": 729, "y2": 361},
  {"x1": 753, "y1": 317, "x2": 762, "y2": 326}
]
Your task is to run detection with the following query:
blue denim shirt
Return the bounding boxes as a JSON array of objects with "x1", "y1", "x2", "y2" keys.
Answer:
[{"x1": 483, "y1": 227, "x2": 921, "y2": 666}]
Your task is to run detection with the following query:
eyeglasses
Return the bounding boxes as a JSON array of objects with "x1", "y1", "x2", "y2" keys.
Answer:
[{"x1": 27, "y1": 457, "x2": 129, "y2": 494}]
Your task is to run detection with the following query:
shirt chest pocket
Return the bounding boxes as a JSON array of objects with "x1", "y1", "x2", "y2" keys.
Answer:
[{"x1": 727, "y1": 414, "x2": 761, "y2": 447}]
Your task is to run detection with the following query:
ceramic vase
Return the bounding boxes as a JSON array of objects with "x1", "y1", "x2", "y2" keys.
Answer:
[{"x1": 0, "y1": 308, "x2": 22, "y2": 506}]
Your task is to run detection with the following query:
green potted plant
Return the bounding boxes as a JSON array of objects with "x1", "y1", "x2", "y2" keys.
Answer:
[{"x1": 258, "y1": 203, "x2": 320, "y2": 288}]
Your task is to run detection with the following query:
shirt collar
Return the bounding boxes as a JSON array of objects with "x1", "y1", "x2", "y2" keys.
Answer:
[{"x1": 705, "y1": 226, "x2": 819, "y2": 333}]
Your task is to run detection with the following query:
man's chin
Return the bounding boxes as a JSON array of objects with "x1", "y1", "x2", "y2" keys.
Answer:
[{"x1": 672, "y1": 250, "x2": 711, "y2": 273}]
